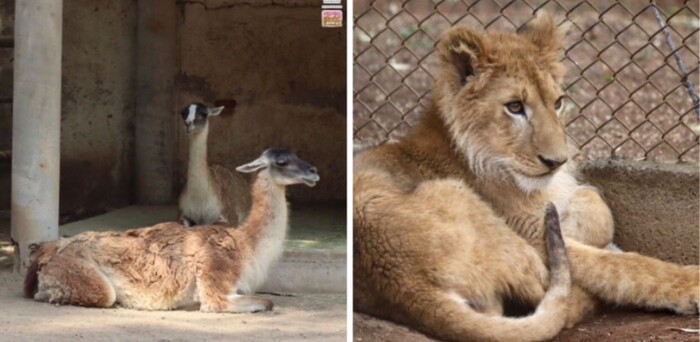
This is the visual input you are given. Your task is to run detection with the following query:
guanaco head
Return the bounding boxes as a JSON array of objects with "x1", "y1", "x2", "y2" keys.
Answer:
[
  {"x1": 235, "y1": 149, "x2": 320, "y2": 187},
  {"x1": 179, "y1": 103, "x2": 224, "y2": 134}
]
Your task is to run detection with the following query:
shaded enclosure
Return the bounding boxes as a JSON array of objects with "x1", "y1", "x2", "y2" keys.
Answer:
[{"x1": 0, "y1": 0, "x2": 346, "y2": 218}]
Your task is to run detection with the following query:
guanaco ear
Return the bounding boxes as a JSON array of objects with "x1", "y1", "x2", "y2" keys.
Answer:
[
  {"x1": 236, "y1": 156, "x2": 268, "y2": 173},
  {"x1": 437, "y1": 26, "x2": 490, "y2": 87},
  {"x1": 208, "y1": 106, "x2": 224, "y2": 116},
  {"x1": 518, "y1": 12, "x2": 568, "y2": 56}
]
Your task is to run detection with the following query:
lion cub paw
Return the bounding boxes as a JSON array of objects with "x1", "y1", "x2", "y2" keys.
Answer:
[{"x1": 670, "y1": 266, "x2": 700, "y2": 315}]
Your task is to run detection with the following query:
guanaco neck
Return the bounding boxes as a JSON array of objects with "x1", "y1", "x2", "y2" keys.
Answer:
[
  {"x1": 186, "y1": 123, "x2": 214, "y2": 193},
  {"x1": 231, "y1": 169, "x2": 288, "y2": 293},
  {"x1": 232, "y1": 170, "x2": 288, "y2": 248}
]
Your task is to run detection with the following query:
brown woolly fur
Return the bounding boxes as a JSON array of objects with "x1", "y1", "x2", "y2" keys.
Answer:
[
  {"x1": 26, "y1": 150, "x2": 319, "y2": 313},
  {"x1": 23, "y1": 261, "x2": 38, "y2": 298},
  {"x1": 24, "y1": 249, "x2": 43, "y2": 298},
  {"x1": 353, "y1": 12, "x2": 699, "y2": 342}
]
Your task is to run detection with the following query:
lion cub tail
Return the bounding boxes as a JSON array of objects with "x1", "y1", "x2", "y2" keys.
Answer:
[
  {"x1": 417, "y1": 203, "x2": 572, "y2": 342},
  {"x1": 542, "y1": 202, "x2": 571, "y2": 301}
]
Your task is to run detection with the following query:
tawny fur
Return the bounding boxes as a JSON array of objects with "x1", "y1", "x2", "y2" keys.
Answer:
[
  {"x1": 354, "y1": 13, "x2": 699, "y2": 342},
  {"x1": 25, "y1": 150, "x2": 318, "y2": 312},
  {"x1": 179, "y1": 113, "x2": 251, "y2": 227}
]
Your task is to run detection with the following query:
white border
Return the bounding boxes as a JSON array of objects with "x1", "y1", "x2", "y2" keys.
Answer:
[{"x1": 345, "y1": 0, "x2": 354, "y2": 340}]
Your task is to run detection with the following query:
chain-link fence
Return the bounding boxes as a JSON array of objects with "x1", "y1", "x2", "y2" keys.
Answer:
[{"x1": 354, "y1": 0, "x2": 699, "y2": 163}]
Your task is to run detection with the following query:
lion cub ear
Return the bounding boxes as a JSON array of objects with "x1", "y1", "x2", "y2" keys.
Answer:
[
  {"x1": 437, "y1": 26, "x2": 490, "y2": 87},
  {"x1": 518, "y1": 12, "x2": 569, "y2": 56}
]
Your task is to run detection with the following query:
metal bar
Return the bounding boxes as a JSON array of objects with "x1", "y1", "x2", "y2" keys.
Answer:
[
  {"x1": 11, "y1": 0, "x2": 63, "y2": 273},
  {"x1": 651, "y1": 3, "x2": 699, "y2": 121}
]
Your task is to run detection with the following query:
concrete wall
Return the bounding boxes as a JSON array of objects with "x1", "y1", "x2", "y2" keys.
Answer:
[
  {"x1": 174, "y1": 0, "x2": 346, "y2": 204},
  {"x1": 581, "y1": 160, "x2": 699, "y2": 265},
  {"x1": 60, "y1": 0, "x2": 137, "y2": 216}
]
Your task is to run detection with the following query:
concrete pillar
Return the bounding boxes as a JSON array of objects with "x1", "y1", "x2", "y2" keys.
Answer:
[
  {"x1": 11, "y1": 0, "x2": 63, "y2": 272},
  {"x1": 134, "y1": 0, "x2": 177, "y2": 204}
]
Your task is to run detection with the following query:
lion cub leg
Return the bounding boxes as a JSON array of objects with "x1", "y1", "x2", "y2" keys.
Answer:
[
  {"x1": 457, "y1": 241, "x2": 548, "y2": 318},
  {"x1": 568, "y1": 239, "x2": 699, "y2": 314},
  {"x1": 503, "y1": 261, "x2": 585, "y2": 327},
  {"x1": 495, "y1": 238, "x2": 548, "y2": 310},
  {"x1": 560, "y1": 187, "x2": 614, "y2": 248},
  {"x1": 355, "y1": 178, "x2": 573, "y2": 341},
  {"x1": 564, "y1": 286, "x2": 599, "y2": 328}
]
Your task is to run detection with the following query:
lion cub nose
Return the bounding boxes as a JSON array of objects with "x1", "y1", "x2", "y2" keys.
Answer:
[{"x1": 538, "y1": 155, "x2": 567, "y2": 171}]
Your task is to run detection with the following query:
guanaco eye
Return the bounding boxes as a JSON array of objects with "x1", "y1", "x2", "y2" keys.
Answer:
[
  {"x1": 505, "y1": 101, "x2": 526, "y2": 116},
  {"x1": 554, "y1": 96, "x2": 564, "y2": 111}
]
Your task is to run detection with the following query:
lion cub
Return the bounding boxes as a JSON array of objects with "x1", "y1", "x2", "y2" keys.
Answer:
[{"x1": 354, "y1": 13, "x2": 699, "y2": 342}]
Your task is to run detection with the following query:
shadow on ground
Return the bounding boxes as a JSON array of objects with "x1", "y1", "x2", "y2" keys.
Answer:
[
  {"x1": 0, "y1": 270, "x2": 346, "y2": 342},
  {"x1": 354, "y1": 311, "x2": 699, "y2": 342}
]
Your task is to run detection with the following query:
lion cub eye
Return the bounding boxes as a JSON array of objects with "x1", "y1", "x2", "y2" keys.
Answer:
[
  {"x1": 554, "y1": 96, "x2": 564, "y2": 111},
  {"x1": 554, "y1": 96, "x2": 565, "y2": 117},
  {"x1": 504, "y1": 101, "x2": 526, "y2": 116}
]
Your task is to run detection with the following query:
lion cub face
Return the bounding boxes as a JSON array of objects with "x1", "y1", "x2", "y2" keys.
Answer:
[{"x1": 435, "y1": 14, "x2": 570, "y2": 192}]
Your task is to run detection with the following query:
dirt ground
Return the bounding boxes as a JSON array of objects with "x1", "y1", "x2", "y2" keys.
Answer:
[
  {"x1": 0, "y1": 270, "x2": 346, "y2": 342},
  {"x1": 354, "y1": 311, "x2": 699, "y2": 342}
]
